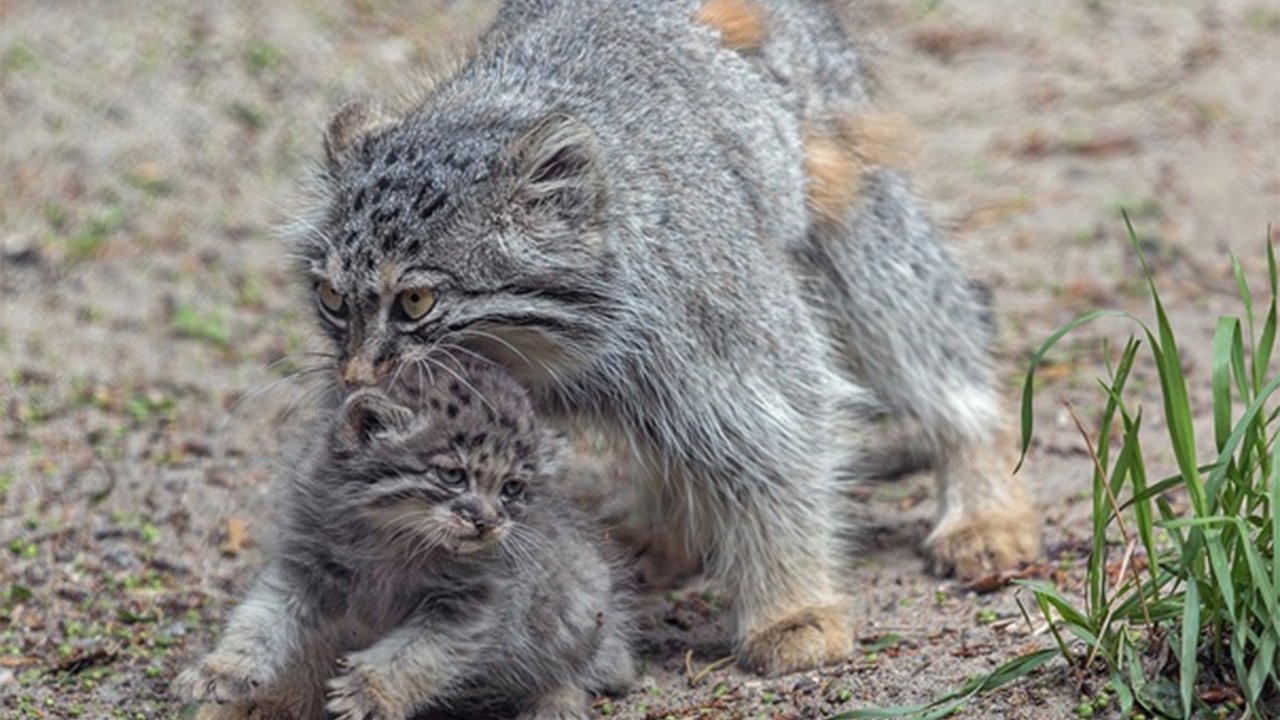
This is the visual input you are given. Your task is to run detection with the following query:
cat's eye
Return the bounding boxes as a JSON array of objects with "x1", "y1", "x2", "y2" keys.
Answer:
[
  {"x1": 436, "y1": 467, "x2": 467, "y2": 488},
  {"x1": 500, "y1": 480, "x2": 525, "y2": 500},
  {"x1": 395, "y1": 287, "x2": 436, "y2": 322},
  {"x1": 316, "y1": 280, "x2": 348, "y2": 320}
]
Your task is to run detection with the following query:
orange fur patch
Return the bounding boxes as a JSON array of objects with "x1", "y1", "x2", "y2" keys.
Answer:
[
  {"x1": 694, "y1": 0, "x2": 768, "y2": 52},
  {"x1": 838, "y1": 113, "x2": 915, "y2": 169},
  {"x1": 804, "y1": 113, "x2": 915, "y2": 222},
  {"x1": 803, "y1": 132, "x2": 865, "y2": 223}
]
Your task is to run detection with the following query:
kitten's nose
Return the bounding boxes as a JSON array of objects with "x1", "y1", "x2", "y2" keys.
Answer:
[{"x1": 455, "y1": 504, "x2": 499, "y2": 535}]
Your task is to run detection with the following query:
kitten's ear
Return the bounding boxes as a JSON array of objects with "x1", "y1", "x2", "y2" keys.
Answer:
[
  {"x1": 324, "y1": 101, "x2": 391, "y2": 173},
  {"x1": 339, "y1": 390, "x2": 413, "y2": 446},
  {"x1": 505, "y1": 113, "x2": 606, "y2": 242}
]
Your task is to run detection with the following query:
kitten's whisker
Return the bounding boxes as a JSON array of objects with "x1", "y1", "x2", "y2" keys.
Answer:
[{"x1": 506, "y1": 527, "x2": 552, "y2": 578}]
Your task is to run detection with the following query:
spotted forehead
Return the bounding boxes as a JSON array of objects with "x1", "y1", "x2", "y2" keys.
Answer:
[{"x1": 325, "y1": 129, "x2": 497, "y2": 279}]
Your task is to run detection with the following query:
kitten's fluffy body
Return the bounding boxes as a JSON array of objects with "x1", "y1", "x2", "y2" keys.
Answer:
[
  {"x1": 294, "y1": 0, "x2": 1037, "y2": 674},
  {"x1": 176, "y1": 360, "x2": 633, "y2": 720}
]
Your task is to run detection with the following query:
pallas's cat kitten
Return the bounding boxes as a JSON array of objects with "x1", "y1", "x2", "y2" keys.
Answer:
[{"x1": 174, "y1": 359, "x2": 634, "y2": 720}]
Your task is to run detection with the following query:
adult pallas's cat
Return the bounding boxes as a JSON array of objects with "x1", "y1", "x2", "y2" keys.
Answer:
[{"x1": 294, "y1": 0, "x2": 1036, "y2": 674}]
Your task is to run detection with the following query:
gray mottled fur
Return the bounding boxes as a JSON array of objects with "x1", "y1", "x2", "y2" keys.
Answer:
[
  {"x1": 175, "y1": 359, "x2": 633, "y2": 719},
  {"x1": 289, "y1": 0, "x2": 1034, "y2": 674}
]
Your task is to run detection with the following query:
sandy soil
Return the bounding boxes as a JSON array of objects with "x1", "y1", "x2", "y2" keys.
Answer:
[{"x1": 1, "y1": 1, "x2": 1277, "y2": 718}]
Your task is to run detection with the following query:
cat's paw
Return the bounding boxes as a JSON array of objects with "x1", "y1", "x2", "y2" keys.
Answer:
[
  {"x1": 173, "y1": 650, "x2": 274, "y2": 703},
  {"x1": 925, "y1": 506, "x2": 1039, "y2": 579},
  {"x1": 738, "y1": 605, "x2": 853, "y2": 676},
  {"x1": 325, "y1": 661, "x2": 408, "y2": 720}
]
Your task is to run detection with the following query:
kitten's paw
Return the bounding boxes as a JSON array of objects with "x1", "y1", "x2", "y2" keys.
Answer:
[
  {"x1": 193, "y1": 700, "x2": 297, "y2": 720},
  {"x1": 516, "y1": 686, "x2": 589, "y2": 720},
  {"x1": 325, "y1": 661, "x2": 408, "y2": 720},
  {"x1": 738, "y1": 605, "x2": 853, "y2": 676},
  {"x1": 925, "y1": 506, "x2": 1039, "y2": 579},
  {"x1": 173, "y1": 651, "x2": 273, "y2": 703}
]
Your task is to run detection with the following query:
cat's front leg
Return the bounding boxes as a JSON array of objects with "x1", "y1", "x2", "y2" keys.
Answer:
[
  {"x1": 174, "y1": 563, "x2": 314, "y2": 705},
  {"x1": 325, "y1": 623, "x2": 477, "y2": 720}
]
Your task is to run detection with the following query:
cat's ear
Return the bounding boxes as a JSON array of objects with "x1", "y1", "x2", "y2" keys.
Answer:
[
  {"x1": 324, "y1": 101, "x2": 391, "y2": 173},
  {"x1": 505, "y1": 113, "x2": 606, "y2": 242},
  {"x1": 534, "y1": 428, "x2": 570, "y2": 479},
  {"x1": 339, "y1": 390, "x2": 413, "y2": 446}
]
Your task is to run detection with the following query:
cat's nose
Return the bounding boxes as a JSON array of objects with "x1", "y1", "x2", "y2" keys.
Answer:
[
  {"x1": 341, "y1": 356, "x2": 377, "y2": 389},
  {"x1": 472, "y1": 516, "x2": 499, "y2": 534}
]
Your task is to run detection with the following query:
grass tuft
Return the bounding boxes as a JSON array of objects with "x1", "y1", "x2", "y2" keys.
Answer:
[
  {"x1": 844, "y1": 220, "x2": 1277, "y2": 719},
  {"x1": 1015, "y1": 218, "x2": 1278, "y2": 718}
]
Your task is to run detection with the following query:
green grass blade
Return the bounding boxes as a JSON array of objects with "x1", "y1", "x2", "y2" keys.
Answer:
[
  {"x1": 1271, "y1": 415, "x2": 1279, "y2": 610},
  {"x1": 1125, "y1": 214, "x2": 1206, "y2": 513},
  {"x1": 1206, "y1": 375, "x2": 1280, "y2": 503},
  {"x1": 1256, "y1": 237, "x2": 1278, "y2": 394},
  {"x1": 1180, "y1": 578, "x2": 1201, "y2": 718},
  {"x1": 829, "y1": 650, "x2": 1060, "y2": 720},
  {"x1": 1233, "y1": 252, "x2": 1256, "y2": 347},
  {"x1": 1016, "y1": 580, "x2": 1093, "y2": 629},
  {"x1": 1120, "y1": 466, "x2": 1218, "y2": 511},
  {"x1": 1213, "y1": 318, "x2": 1240, "y2": 450},
  {"x1": 1016, "y1": 310, "x2": 1130, "y2": 472}
]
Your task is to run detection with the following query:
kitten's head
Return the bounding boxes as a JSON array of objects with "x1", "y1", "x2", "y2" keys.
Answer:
[
  {"x1": 291, "y1": 98, "x2": 616, "y2": 394},
  {"x1": 328, "y1": 358, "x2": 563, "y2": 557}
]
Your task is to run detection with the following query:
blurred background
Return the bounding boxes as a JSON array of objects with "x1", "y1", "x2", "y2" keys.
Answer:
[{"x1": 1, "y1": 1, "x2": 1276, "y2": 716}]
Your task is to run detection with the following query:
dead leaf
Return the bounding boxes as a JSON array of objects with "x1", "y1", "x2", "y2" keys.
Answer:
[
  {"x1": 912, "y1": 27, "x2": 999, "y2": 59},
  {"x1": 964, "y1": 564, "x2": 1050, "y2": 593}
]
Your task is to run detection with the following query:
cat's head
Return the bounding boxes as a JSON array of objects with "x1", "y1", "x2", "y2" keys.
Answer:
[
  {"x1": 290, "y1": 98, "x2": 617, "y2": 394},
  {"x1": 328, "y1": 359, "x2": 564, "y2": 557}
]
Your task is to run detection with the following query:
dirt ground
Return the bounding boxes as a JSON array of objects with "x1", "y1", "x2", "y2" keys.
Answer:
[{"x1": 1, "y1": 0, "x2": 1277, "y2": 718}]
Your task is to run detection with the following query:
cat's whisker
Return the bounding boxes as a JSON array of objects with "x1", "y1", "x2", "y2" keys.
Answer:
[
  {"x1": 457, "y1": 328, "x2": 575, "y2": 402},
  {"x1": 386, "y1": 356, "x2": 412, "y2": 395},
  {"x1": 224, "y1": 362, "x2": 334, "y2": 421},
  {"x1": 422, "y1": 355, "x2": 498, "y2": 414},
  {"x1": 213, "y1": 363, "x2": 335, "y2": 461},
  {"x1": 273, "y1": 376, "x2": 341, "y2": 428},
  {"x1": 432, "y1": 340, "x2": 500, "y2": 369}
]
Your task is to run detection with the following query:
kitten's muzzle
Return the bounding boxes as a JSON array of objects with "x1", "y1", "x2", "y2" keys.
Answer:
[{"x1": 454, "y1": 504, "x2": 501, "y2": 536}]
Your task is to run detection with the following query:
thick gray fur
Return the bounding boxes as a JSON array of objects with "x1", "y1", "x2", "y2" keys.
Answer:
[
  {"x1": 175, "y1": 358, "x2": 634, "y2": 719},
  {"x1": 290, "y1": 0, "x2": 1034, "y2": 674}
]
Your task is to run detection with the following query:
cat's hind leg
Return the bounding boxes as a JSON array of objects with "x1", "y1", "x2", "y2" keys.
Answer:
[{"x1": 801, "y1": 169, "x2": 1038, "y2": 577}]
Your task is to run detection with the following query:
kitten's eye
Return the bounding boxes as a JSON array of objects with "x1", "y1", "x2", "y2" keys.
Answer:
[
  {"x1": 500, "y1": 480, "x2": 525, "y2": 500},
  {"x1": 395, "y1": 287, "x2": 436, "y2": 322},
  {"x1": 316, "y1": 280, "x2": 348, "y2": 320},
  {"x1": 436, "y1": 467, "x2": 467, "y2": 489}
]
